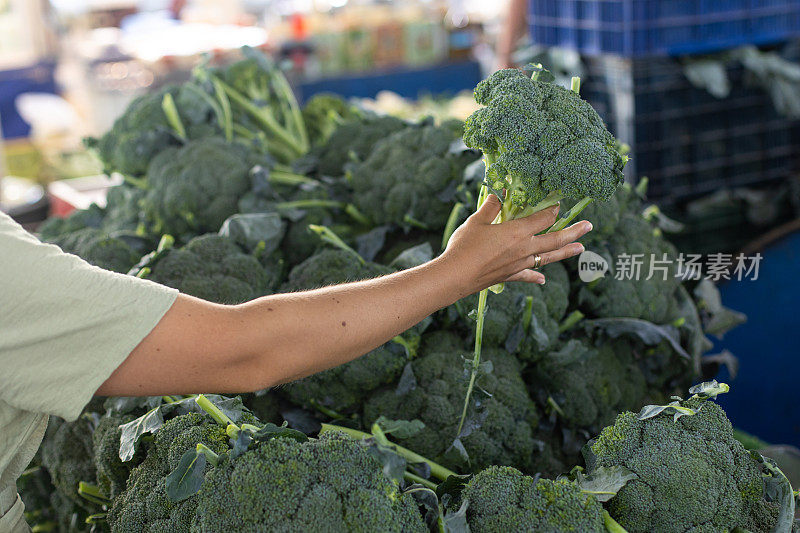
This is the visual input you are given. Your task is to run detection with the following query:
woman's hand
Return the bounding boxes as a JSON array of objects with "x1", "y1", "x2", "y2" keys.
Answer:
[{"x1": 441, "y1": 194, "x2": 592, "y2": 294}]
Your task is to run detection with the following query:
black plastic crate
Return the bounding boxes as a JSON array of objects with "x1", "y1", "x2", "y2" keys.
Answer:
[{"x1": 580, "y1": 53, "x2": 800, "y2": 204}]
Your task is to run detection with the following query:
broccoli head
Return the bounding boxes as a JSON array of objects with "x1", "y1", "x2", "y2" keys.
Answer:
[
  {"x1": 527, "y1": 338, "x2": 647, "y2": 431},
  {"x1": 193, "y1": 431, "x2": 426, "y2": 532},
  {"x1": 348, "y1": 121, "x2": 481, "y2": 229},
  {"x1": 143, "y1": 137, "x2": 258, "y2": 238},
  {"x1": 586, "y1": 390, "x2": 783, "y2": 533},
  {"x1": 106, "y1": 412, "x2": 230, "y2": 533},
  {"x1": 302, "y1": 93, "x2": 359, "y2": 146},
  {"x1": 147, "y1": 234, "x2": 271, "y2": 304},
  {"x1": 301, "y1": 114, "x2": 407, "y2": 177},
  {"x1": 47, "y1": 227, "x2": 141, "y2": 273},
  {"x1": 40, "y1": 417, "x2": 97, "y2": 509},
  {"x1": 280, "y1": 249, "x2": 408, "y2": 412},
  {"x1": 87, "y1": 86, "x2": 179, "y2": 176},
  {"x1": 464, "y1": 68, "x2": 625, "y2": 214},
  {"x1": 37, "y1": 204, "x2": 105, "y2": 242},
  {"x1": 103, "y1": 184, "x2": 148, "y2": 235},
  {"x1": 363, "y1": 332, "x2": 543, "y2": 474},
  {"x1": 461, "y1": 465, "x2": 605, "y2": 532}
]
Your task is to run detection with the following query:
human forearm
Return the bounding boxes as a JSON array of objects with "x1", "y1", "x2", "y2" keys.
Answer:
[
  {"x1": 232, "y1": 255, "x2": 464, "y2": 387},
  {"x1": 497, "y1": 0, "x2": 528, "y2": 68}
]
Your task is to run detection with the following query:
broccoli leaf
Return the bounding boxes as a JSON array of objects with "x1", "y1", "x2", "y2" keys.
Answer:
[{"x1": 573, "y1": 465, "x2": 637, "y2": 502}]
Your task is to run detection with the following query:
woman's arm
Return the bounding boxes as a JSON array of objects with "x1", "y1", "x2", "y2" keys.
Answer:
[
  {"x1": 497, "y1": 0, "x2": 529, "y2": 69},
  {"x1": 96, "y1": 196, "x2": 591, "y2": 396}
]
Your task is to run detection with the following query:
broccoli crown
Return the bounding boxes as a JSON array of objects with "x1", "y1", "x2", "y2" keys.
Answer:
[
  {"x1": 306, "y1": 114, "x2": 407, "y2": 177},
  {"x1": 103, "y1": 184, "x2": 148, "y2": 235},
  {"x1": 302, "y1": 93, "x2": 359, "y2": 146},
  {"x1": 192, "y1": 431, "x2": 426, "y2": 532},
  {"x1": 458, "y1": 264, "x2": 570, "y2": 359},
  {"x1": 107, "y1": 413, "x2": 229, "y2": 533},
  {"x1": 143, "y1": 137, "x2": 257, "y2": 237},
  {"x1": 577, "y1": 212, "x2": 682, "y2": 324},
  {"x1": 37, "y1": 204, "x2": 106, "y2": 242},
  {"x1": 90, "y1": 86, "x2": 178, "y2": 176},
  {"x1": 40, "y1": 417, "x2": 97, "y2": 509},
  {"x1": 348, "y1": 122, "x2": 480, "y2": 229},
  {"x1": 587, "y1": 397, "x2": 778, "y2": 533},
  {"x1": 148, "y1": 234, "x2": 270, "y2": 304},
  {"x1": 463, "y1": 68, "x2": 625, "y2": 207},
  {"x1": 528, "y1": 338, "x2": 647, "y2": 431},
  {"x1": 280, "y1": 249, "x2": 405, "y2": 411},
  {"x1": 93, "y1": 414, "x2": 142, "y2": 499},
  {"x1": 363, "y1": 333, "x2": 543, "y2": 473},
  {"x1": 461, "y1": 466, "x2": 605, "y2": 532},
  {"x1": 47, "y1": 227, "x2": 141, "y2": 273}
]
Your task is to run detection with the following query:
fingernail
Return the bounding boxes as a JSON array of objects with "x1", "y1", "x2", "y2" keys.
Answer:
[
  {"x1": 577, "y1": 243, "x2": 585, "y2": 253},
  {"x1": 537, "y1": 277, "x2": 546, "y2": 285},
  {"x1": 584, "y1": 222, "x2": 593, "y2": 231}
]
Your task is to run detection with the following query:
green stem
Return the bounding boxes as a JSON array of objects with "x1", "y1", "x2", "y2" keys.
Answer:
[
  {"x1": 441, "y1": 202, "x2": 464, "y2": 250},
  {"x1": 603, "y1": 511, "x2": 629, "y2": 533},
  {"x1": 77, "y1": 482, "x2": 111, "y2": 506},
  {"x1": 547, "y1": 197, "x2": 593, "y2": 233},
  {"x1": 272, "y1": 69, "x2": 309, "y2": 152},
  {"x1": 309, "y1": 399, "x2": 347, "y2": 420},
  {"x1": 456, "y1": 286, "x2": 488, "y2": 438},
  {"x1": 571, "y1": 76, "x2": 581, "y2": 94},
  {"x1": 215, "y1": 77, "x2": 304, "y2": 157},
  {"x1": 84, "y1": 513, "x2": 108, "y2": 525},
  {"x1": 195, "y1": 394, "x2": 236, "y2": 428},
  {"x1": 522, "y1": 296, "x2": 534, "y2": 335},
  {"x1": 559, "y1": 310, "x2": 585, "y2": 333},
  {"x1": 319, "y1": 424, "x2": 458, "y2": 481},
  {"x1": 123, "y1": 175, "x2": 148, "y2": 190},
  {"x1": 276, "y1": 199, "x2": 345, "y2": 211},
  {"x1": 308, "y1": 224, "x2": 364, "y2": 264},
  {"x1": 269, "y1": 171, "x2": 319, "y2": 186},
  {"x1": 211, "y1": 78, "x2": 234, "y2": 142},
  {"x1": 195, "y1": 443, "x2": 220, "y2": 467},
  {"x1": 162, "y1": 93, "x2": 186, "y2": 140},
  {"x1": 344, "y1": 204, "x2": 372, "y2": 226},
  {"x1": 403, "y1": 214, "x2": 430, "y2": 230},
  {"x1": 404, "y1": 471, "x2": 437, "y2": 490},
  {"x1": 391, "y1": 335, "x2": 417, "y2": 358}
]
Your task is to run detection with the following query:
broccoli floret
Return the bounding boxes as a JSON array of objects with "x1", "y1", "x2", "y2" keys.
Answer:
[
  {"x1": 461, "y1": 466, "x2": 605, "y2": 532},
  {"x1": 302, "y1": 93, "x2": 359, "y2": 146},
  {"x1": 37, "y1": 204, "x2": 106, "y2": 242},
  {"x1": 348, "y1": 121, "x2": 480, "y2": 229},
  {"x1": 528, "y1": 339, "x2": 647, "y2": 431},
  {"x1": 147, "y1": 234, "x2": 271, "y2": 304},
  {"x1": 41, "y1": 417, "x2": 96, "y2": 505},
  {"x1": 577, "y1": 212, "x2": 682, "y2": 324},
  {"x1": 103, "y1": 184, "x2": 148, "y2": 235},
  {"x1": 363, "y1": 333, "x2": 543, "y2": 474},
  {"x1": 106, "y1": 413, "x2": 229, "y2": 533},
  {"x1": 586, "y1": 391, "x2": 782, "y2": 532},
  {"x1": 93, "y1": 414, "x2": 142, "y2": 499},
  {"x1": 280, "y1": 249, "x2": 407, "y2": 412},
  {"x1": 143, "y1": 137, "x2": 259, "y2": 238},
  {"x1": 463, "y1": 67, "x2": 626, "y2": 224},
  {"x1": 302, "y1": 114, "x2": 407, "y2": 177},
  {"x1": 87, "y1": 86, "x2": 181, "y2": 177},
  {"x1": 192, "y1": 431, "x2": 426, "y2": 532},
  {"x1": 47, "y1": 227, "x2": 141, "y2": 273}
]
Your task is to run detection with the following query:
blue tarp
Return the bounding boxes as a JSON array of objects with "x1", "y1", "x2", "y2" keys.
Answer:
[
  {"x1": 297, "y1": 60, "x2": 481, "y2": 103},
  {"x1": 714, "y1": 227, "x2": 800, "y2": 446}
]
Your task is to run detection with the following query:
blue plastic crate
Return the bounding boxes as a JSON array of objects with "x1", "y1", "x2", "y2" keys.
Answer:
[
  {"x1": 528, "y1": 0, "x2": 800, "y2": 56},
  {"x1": 579, "y1": 51, "x2": 800, "y2": 204}
]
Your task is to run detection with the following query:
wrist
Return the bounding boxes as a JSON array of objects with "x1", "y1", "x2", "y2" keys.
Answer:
[{"x1": 425, "y1": 253, "x2": 474, "y2": 305}]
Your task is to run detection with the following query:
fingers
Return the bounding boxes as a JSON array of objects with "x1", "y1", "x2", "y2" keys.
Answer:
[
  {"x1": 472, "y1": 194, "x2": 501, "y2": 224},
  {"x1": 534, "y1": 221, "x2": 592, "y2": 253},
  {"x1": 505, "y1": 269, "x2": 545, "y2": 284},
  {"x1": 510, "y1": 204, "x2": 560, "y2": 235},
  {"x1": 538, "y1": 242, "x2": 585, "y2": 267}
]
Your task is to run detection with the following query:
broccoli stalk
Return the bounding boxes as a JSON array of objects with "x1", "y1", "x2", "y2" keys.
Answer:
[
  {"x1": 455, "y1": 66, "x2": 627, "y2": 438},
  {"x1": 319, "y1": 423, "x2": 458, "y2": 482}
]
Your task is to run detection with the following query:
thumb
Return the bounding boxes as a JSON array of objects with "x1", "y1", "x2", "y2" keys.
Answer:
[{"x1": 473, "y1": 194, "x2": 501, "y2": 224}]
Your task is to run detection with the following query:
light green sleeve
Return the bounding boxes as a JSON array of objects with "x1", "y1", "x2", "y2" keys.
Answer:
[{"x1": 0, "y1": 212, "x2": 178, "y2": 421}]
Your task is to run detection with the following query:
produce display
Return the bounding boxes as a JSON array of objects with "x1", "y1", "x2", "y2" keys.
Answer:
[{"x1": 19, "y1": 48, "x2": 795, "y2": 532}]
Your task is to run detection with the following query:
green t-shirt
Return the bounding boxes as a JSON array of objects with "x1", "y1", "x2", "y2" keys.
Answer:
[{"x1": 0, "y1": 212, "x2": 177, "y2": 532}]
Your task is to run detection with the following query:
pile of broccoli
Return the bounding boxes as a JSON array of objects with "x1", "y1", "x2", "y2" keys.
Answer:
[{"x1": 24, "y1": 58, "x2": 775, "y2": 532}]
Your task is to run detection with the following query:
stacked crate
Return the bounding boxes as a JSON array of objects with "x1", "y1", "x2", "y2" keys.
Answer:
[{"x1": 528, "y1": 0, "x2": 800, "y2": 205}]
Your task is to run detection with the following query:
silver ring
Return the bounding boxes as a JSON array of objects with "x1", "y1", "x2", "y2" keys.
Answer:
[{"x1": 533, "y1": 254, "x2": 542, "y2": 270}]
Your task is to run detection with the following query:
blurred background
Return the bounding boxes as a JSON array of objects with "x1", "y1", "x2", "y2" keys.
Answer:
[{"x1": 0, "y1": 0, "x2": 797, "y2": 448}]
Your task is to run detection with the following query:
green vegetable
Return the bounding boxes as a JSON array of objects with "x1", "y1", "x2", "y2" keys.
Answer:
[
  {"x1": 460, "y1": 465, "x2": 605, "y2": 532},
  {"x1": 46, "y1": 228, "x2": 141, "y2": 273},
  {"x1": 585, "y1": 382, "x2": 785, "y2": 532}
]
